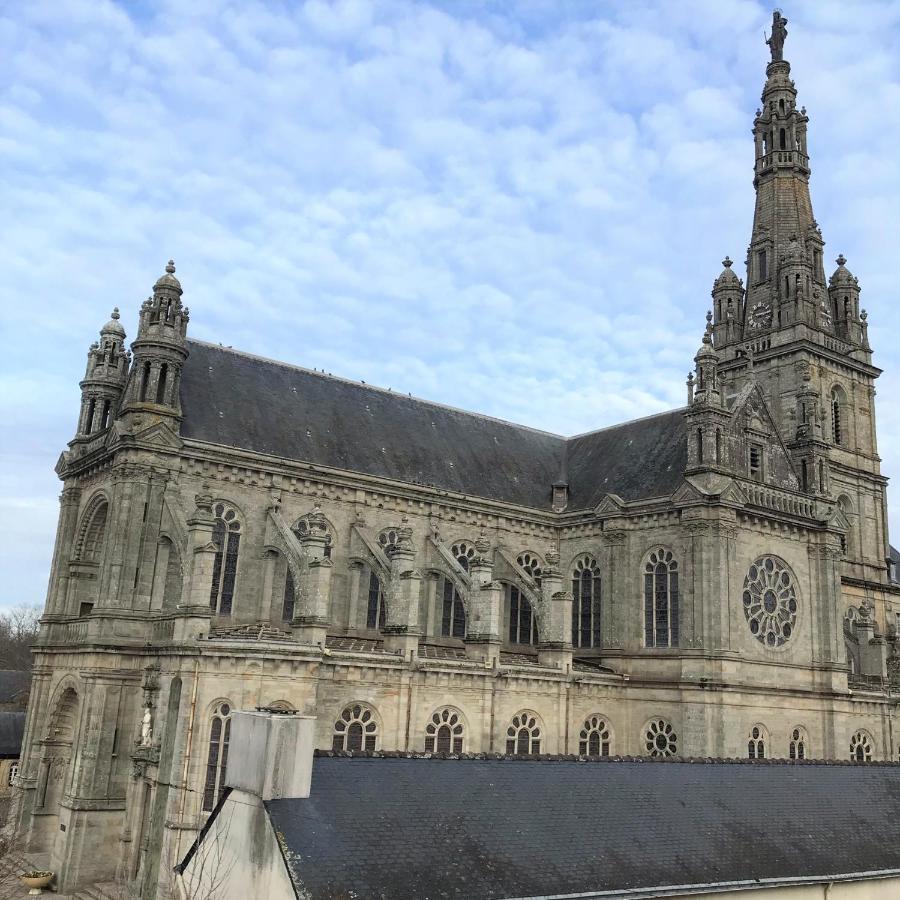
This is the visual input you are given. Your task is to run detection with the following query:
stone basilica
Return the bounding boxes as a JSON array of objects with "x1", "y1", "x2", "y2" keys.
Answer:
[{"x1": 9, "y1": 15, "x2": 900, "y2": 898}]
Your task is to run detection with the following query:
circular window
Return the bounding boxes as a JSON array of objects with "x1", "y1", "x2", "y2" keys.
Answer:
[
  {"x1": 645, "y1": 719, "x2": 677, "y2": 757},
  {"x1": 742, "y1": 556, "x2": 798, "y2": 648}
]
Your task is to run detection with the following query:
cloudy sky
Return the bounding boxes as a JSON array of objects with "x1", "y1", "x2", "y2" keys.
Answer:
[{"x1": 2, "y1": 0, "x2": 900, "y2": 611}]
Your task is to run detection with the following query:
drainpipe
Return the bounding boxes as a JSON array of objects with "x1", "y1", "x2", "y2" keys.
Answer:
[{"x1": 173, "y1": 659, "x2": 200, "y2": 864}]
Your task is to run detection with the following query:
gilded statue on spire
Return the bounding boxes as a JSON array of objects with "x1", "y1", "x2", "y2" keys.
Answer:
[{"x1": 766, "y1": 10, "x2": 788, "y2": 61}]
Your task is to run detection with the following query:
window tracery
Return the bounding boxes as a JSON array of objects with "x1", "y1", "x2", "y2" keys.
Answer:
[
  {"x1": 506, "y1": 584, "x2": 536, "y2": 645},
  {"x1": 645, "y1": 719, "x2": 677, "y2": 757},
  {"x1": 850, "y1": 730, "x2": 873, "y2": 762},
  {"x1": 517, "y1": 551, "x2": 543, "y2": 583},
  {"x1": 366, "y1": 570, "x2": 386, "y2": 630},
  {"x1": 209, "y1": 503, "x2": 241, "y2": 616},
  {"x1": 424, "y1": 708, "x2": 464, "y2": 753},
  {"x1": 202, "y1": 702, "x2": 232, "y2": 812},
  {"x1": 579, "y1": 715, "x2": 611, "y2": 756},
  {"x1": 378, "y1": 529, "x2": 400, "y2": 555},
  {"x1": 643, "y1": 549, "x2": 679, "y2": 648},
  {"x1": 742, "y1": 556, "x2": 797, "y2": 648},
  {"x1": 748, "y1": 725, "x2": 767, "y2": 759},
  {"x1": 80, "y1": 500, "x2": 109, "y2": 564},
  {"x1": 506, "y1": 712, "x2": 541, "y2": 755},
  {"x1": 789, "y1": 726, "x2": 807, "y2": 760},
  {"x1": 572, "y1": 555, "x2": 601, "y2": 649},
  {"x1": 440, "y1": 576, "x2": 466, "y2": 639},
  {"x1": 282, "y1": 570, "x2": 296, "y2": 622},
  {"x1": 451, "y1": 541, "x2": 475, "y2": 572},
  {"x1": 332, "y1": 704, "x2": 377, "y2": 752}
]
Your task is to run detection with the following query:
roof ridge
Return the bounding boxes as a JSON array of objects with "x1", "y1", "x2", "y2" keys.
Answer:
[
  {"x1": 566, "y1": 406, "x2": 688, "y2": 441},
  {"x1": 188, "y1": 339, "x2": 567, "y2": 440},
  {"x1": 314, "y1": 749, "x2": 900, "y2": 766}
]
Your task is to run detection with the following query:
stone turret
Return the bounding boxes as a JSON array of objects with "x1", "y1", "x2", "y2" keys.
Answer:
[
  {"x1": 121, "y1": 261, "x2": 190, "y2": 428},
  {"x1": 686, "y1": 313, "x2": 729, "y2": 473},
  {"x1": 72, "y1": 308, "x2": 130, "y2": 448},
  {"x1": 711, "y1": 257, "x2": 744, "y2": 347},
  {"x1": 829, "y1": 254, "x2": 862, "y2": 344}
]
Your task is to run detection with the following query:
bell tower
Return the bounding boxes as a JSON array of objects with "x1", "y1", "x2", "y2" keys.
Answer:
[{"x1": 710, "y1": 11, "x2": 888, "y2": 585}]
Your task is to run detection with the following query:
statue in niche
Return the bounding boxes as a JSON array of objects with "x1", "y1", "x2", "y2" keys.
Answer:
[{"x1": 140, "y1": 705, "x2": 153, "y2": 747}]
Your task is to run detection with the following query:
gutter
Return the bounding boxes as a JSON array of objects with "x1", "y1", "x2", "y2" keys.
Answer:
[{"x1": 502, "y1": 867, "x2": 900, "y2": 899}]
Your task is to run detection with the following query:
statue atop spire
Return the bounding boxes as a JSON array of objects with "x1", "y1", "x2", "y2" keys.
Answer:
[{"x1": 766, "y1": 10, "x2": 788, "y2": 62}]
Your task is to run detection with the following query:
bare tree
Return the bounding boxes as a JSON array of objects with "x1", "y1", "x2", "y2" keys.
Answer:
[{"x1": 0, "y1": 606, "x2": 41, "y2": 671}]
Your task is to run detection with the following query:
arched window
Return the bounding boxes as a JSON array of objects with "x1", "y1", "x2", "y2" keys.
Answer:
[
  {"x1": 424, "y1": 708, "x2": 464, "y2": 753},
  {"x1": 209, "y1": 503, "x2": 241, "y2": 616},
  {"x1": 366, "y1": 570, "x2": 386, "y2": 630},
  {"x1": 696, "y1": 428, "x2": 703, "y2": 463},
  {"x1": 644, "y1": 549, "x2": 679, "y2": 648},
  {"x1": 332, "y1": 704, "x2": 377, "y2": 751},
  {"x1": 748, "y1": 725, "x2": 767, "y2": 759},
  {"x1": 506, "y1": 584, "x2": 537, "y2": 645},
  {"x1": 155, "y1": 363, "x2": 168, "y2": 404},
  {"x1": 81, "y1": 501, "x2": 109, "y2": 564},
  {"x1": 506, "y1": 712, "x2": 541, "y2": 755},
  {"x1": 378, "y1": 528, "x2": 400, "y2": 556},
  {"x1": 779, "y1": 127, "x2": 786, "y2": 149},
  {"x1": 202, "y1": 702, "x2": 232, "y2": 812},
  {"x1": 579, "y1": 715, "x2": 611, "y2": 756},
  {"x1": 645, "y1": 719, "x2": 677, "y2": 757},
  {"x1": 451, "y1": 541, "x2": 475, "y2": 572},
  {"x1": 282, "y1": 570, "x2": 296, "y2": 623},
  {"x1": 99, "y1": 399, "x2": 111, "y2": 430},
  {"x1": 517, "y1": 551, "x2": 543, "y2": 583},
  {"x1": 850, "y1": 730, "x2": 873, "y2": 762},
  {"x1": 715, "y1": 429, "x2": 722, "y2": 464},
  {"x1": 571, "y1": 555, "x2": 601, "y2": 648},
  {"x1": 139, "y1": 361, "x2": 151, "y2": 402},
  {"x1": 440, "y1": 576, "x2": 466, "y2": 639},
  {"x1": 789, "y1": 726, "x2": 808, "y2": 760},
  {"x1": 831, "y1": 387, "x2": 845, "y2": 445},
  {"x1": 85, "y1": 398, "x2": 96, "y2": 433}
]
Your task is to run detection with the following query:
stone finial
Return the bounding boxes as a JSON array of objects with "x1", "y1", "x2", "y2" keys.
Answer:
[
  {"x1": 722, "y1": 256, "x2": 733, "y2": 269},
  {"x1": 474, "y1": 532, "x2": 491, "y2": 556},
  {"x1": 836, "y1": 253, "x2": 847, "y2": 267},
  {"x1": 860, "y1": 309, "x2": 868, "y2": 321},
  {"x1": 194, "y1": 487, "x2": 213, "y2": 514},
  {"x1": 111, "y1": 307, "x2": 120, "y2": 320},
  {"x1": 545, "y1": 548, "x2": 560, "y2": 569},
  {"x1": 166, "y1": 260, "x2": 176, "y2": 274}
]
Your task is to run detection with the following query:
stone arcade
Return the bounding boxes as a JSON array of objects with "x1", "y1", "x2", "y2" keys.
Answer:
[{"x1": 8, "y1": 13, "x2": 900, "y2": 899}]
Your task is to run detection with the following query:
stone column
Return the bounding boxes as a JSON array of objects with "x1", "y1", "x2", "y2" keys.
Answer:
[
  {"x1": 382, "y1": 521, "x2": 422, "y2": 657},
  {"x1": 537, "y1": 549, "x2": 573, "y2": 670},
  {"x1": 601, "y1": 530, "x2": 627, "y2": 649},
  {"x1": 294, "y1": 507, "x2": 333, "y2": 646},
  {"x1": 173, "y1": 490, "x2": 215, "y2": 641},
  {"x1": 464, "y1": 535, "x2": 502, "y2": 665},
  {"x1": 347, "y1": 561, "x2": 363, "y2": 629}
]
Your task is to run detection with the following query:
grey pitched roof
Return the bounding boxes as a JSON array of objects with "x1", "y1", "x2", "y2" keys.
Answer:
[
  {"x1": 0, "y1": 670, "x2": 31, "y2": 705},
  {"x1": 890, "y1": 544, "x2": 900, "y2": 583},
  {"x1": 0, "y1": 712, "x2": 25, "y2": 758},
  {"x1": 266, "y1": 754, "x2": 900, "y2": 900},
  {"x1": 180, "y1": 341, "x2": 686, "y2": 510}
]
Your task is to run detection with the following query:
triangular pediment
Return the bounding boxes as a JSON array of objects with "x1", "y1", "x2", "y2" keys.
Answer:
[
  {"x1": 131, "y1": 421, "x2": 184, "y2": 450},
  {"x1": 824, "y1": 504, "x2": 852, "y2": 532},
  {"x1": 55, "y1": 451, "x2": 70, "y2": 477},
  {"x1": 594, "y1": 494, "x2": 626, "y2": 515},
  {"x1": 677, "y1": 474, "x2": 748, "y2": 505}
]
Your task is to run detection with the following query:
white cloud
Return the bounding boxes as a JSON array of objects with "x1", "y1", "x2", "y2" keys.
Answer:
[{"x1": 1, "y1": 0, "x2": 900, "y2": 609}]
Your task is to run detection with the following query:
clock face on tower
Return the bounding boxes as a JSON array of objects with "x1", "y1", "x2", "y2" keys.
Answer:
[{"x1": 749, "y1": 301, "x2": 773, "y2": 329}]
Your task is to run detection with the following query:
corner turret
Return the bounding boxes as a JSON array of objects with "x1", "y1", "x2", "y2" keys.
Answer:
[
  {"x1": 828, "y1": 254, "x2": 863, "y2": 344},
  {"x1": 711, "y1": 257, "x2": 744, "y2": 346},
  {"x1": 71, "y1": 308, "x2": 130, "y2": 448},
  {"x1": 121, "y1": 261, "x2": 190, "y2": 428}
]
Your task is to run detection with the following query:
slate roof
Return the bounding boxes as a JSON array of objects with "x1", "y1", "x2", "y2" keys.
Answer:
[
  {"x1": 266, "y1": 754, "x2": 900, "y2": 900},
  {"x1": 180, "y1": 340, "x2": 686, "y2": 510},
  {"x1": 0, "y1": 712, "x2": 25, "y2": 758}
]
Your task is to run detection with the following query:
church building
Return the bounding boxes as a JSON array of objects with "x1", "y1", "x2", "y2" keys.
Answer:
[{"x1": 8, "y1": 12, "x2": 900, "y2": 898}]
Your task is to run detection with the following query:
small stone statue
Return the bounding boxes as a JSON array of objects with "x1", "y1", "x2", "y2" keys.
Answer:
[
  {"x1": 141, "y1": 705, "x2": 153, "y2": 747},
  {"x1": 767, "y1": 10, "x2": 788, "y2": 62}
]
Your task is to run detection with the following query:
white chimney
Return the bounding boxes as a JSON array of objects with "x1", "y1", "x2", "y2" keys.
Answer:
[{"x1": 226, "y1": 709, "x2": 315, "y2": 801}]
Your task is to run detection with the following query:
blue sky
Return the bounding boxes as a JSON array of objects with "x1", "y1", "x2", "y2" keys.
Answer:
[{"x1": 2, "y1": 0, "x2": 900, "y2": 611}]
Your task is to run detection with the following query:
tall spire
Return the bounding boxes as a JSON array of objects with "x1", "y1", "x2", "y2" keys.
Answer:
[{"x1": 740, "y1": 9, "x2": 828, "y2": 338}]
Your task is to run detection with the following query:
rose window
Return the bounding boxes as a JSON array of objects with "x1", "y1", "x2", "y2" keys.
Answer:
[
  {"x1": 645, "y1": 719, "x2": 677, "y2": 757},
  {"x1": 742, "y1": 556, "x2": 798, "y2": 648}
]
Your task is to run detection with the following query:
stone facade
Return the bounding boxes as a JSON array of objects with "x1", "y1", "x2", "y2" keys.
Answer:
[{"x1": 8, "y1": 17, "x2": 900, "y2": 899}]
